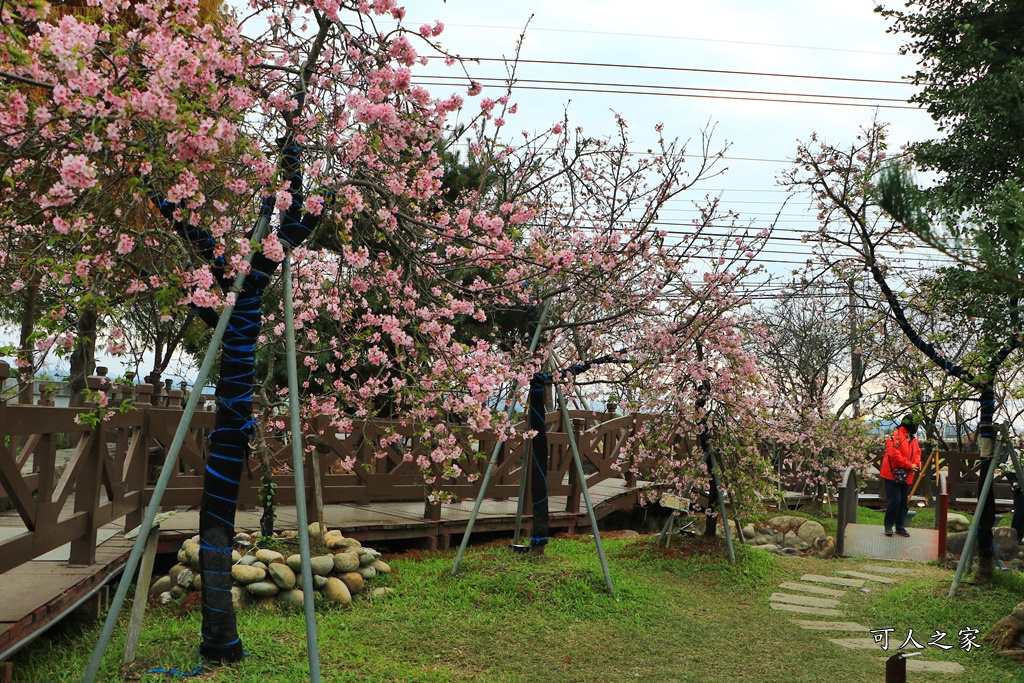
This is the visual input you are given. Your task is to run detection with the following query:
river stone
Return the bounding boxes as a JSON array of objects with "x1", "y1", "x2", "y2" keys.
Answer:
[
  {"x1": 754, "y1": 544, "x2": 780, "y2": 554},
  {"x1": 308, "y1": 522, "x2": 328, "y2": 539},
  {"x1": 356, "y1": 565, "x2": 376, "y2": 580},
  {"x1": 192, "y1": 574, "x2": 202, "y2": 591},
  {"x1": 238, "y1": 554, "x2": 259, "y2": 566},
  {"x1": 994, "y1": 527, "x2": 1019, "y2": 555},
  {"x1": 231, "y1": 586, "x2": 247, "y2": 611},
  {"x1": 176, "y1": 569, "x2": 195, "y2": 588},
  {"x1": 324, "y1": 529, "x2": 344, "y2": 541},
  {"x1": 178, "y1": 539, "x2": 199, "y2": 564},
  {"x1": 741, "y1": 523, "x2": 756, "y2": 540},
  {"x1": 167, "y1": 563, "x2": 190, "y2": 584},
  {"x1": 334, "y1": 551, "x2": 360, "y2": 573},
  {"x1": 359, "y1": 551, "x2": 377, "y2": 567},
  {"x1": 324, "y1": 577, "x2": 352, "y2": 606},
  {"x1": 370, "y1": 587, "x2": 394, "y2": 598},
  {"x1": 277, "y1": 589, "x2": 305, "y2": 609},
  {"x1": 783, "y1": 531, "x2": 800, "y2": 548},
  {"x1": 150, "y1": 575, "x2": 173, "y2": 595},
  {"x1": 286, "y1": 554, "x2": 303, "y2": 573},
  {"x1": 768, "y1": 515, "x2": 810, "y2": 532},
  {"x1": 947, "y1": 513, "x2": 970, "y2": 533},
  {"x1": 252, "y1": 561, "x2": 268, "y2": 571},
  {"x1": 232, "y1": 564, "x2": 267, "y2": 585},
  {"x1": 813, "y1": 535, "x2": 836, "y2": 559},
  {"x1": 340, "y1": 571, "x2": 365, "y2": 594},
  {"x1": 313, "y1": 575, "x2": 329, "y2": 590},
  {"x1": 269, "y1": 563, "x2": 297, "y2": 590},
  {"x1": 170, "y1": 585, "x2": 187, "y2": 599},
  {"x1": 311, "y1": 555, "x2": 335, "y2": 576},
  {"x1": 797, "y1": 521, "x2": 827, "y2": 544},
  {"x1": 231, "y1": 549, "x2": 241, "y2": 563},
  {"x1": 326, "y1": 535, "x2": 348, "y2": 550},
  {"x1": 371, "y1": 559, "x2": 391, "y2": 575},
  {"x1": 336, "y1": 537, "x2": 361, "y2": 549},
  {"x1": 159, "y1": 591, "x2": 173, "y2": 604},
  {"x1": 246, "y1": 581, "x2": 281, "y2": 598},
  {"x1": 255, "y1": 549, "x2": 285, "y2": 565}
]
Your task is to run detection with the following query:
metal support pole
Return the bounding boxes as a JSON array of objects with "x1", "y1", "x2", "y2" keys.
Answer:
[
  {"x1": 452, "y1": 301, "x2": 550, "y2": 575},
  {"x1": 83, "y1": 216, "x2": 273, "y2": 683},
  {"x1": 512, "y1": 439, "x2": 531, "y2": 545},
  {"x1": 283, "y1": 253, "x2": 322, "y2": 682},
  {"x1": 949, "y1": 426, "x2": 1004, "y2": 597},
  {"x1": 706, "y1": 451, "x2": 736, "y2": 564},
  {"x1": 551, "y1": 367, "x2": 614, "y2": 596}
]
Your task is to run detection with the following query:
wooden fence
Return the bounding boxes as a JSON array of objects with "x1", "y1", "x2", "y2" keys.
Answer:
[{"x1": 0, "y1": 364, "x2": 643, "y2": 574}]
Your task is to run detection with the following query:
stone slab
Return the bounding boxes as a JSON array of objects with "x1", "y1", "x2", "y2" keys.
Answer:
[
  {"x1": 778, "y1": 581, "x2": 845, "y2": 597},
  {"x1": 790, "y1": 620, "x2": 869, "y2": 632},
  {"x1": 829, "y1": 638, "x2": 881, "y2": 649},
  {"x1": 800, "y1": 573, "x2": 865, "y2": 587},
  {"x1": 875, "y1": 658, "x2": 964, "y2": 675},
  {"x1": 769, "y1": 592, "x2": 841, "y2": 608},
  {"x1": 863, "y1": 565, "x2": 912, "y2": 575},
  {"x1": 835, "y1": 570, "x2": 896, "y2": 584},
  {"x1": 769, "y1": 602, "x2": 844, "y2": 617}
]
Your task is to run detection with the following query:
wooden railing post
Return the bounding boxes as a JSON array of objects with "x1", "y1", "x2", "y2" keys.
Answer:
[
  {"x1": 124, "y1": 400, "x2": 151, "y2": 533},
  {"x1": 565, "y1": 418, "x2": 583, "y2": 514},
  {"x1": 69, "y1": 374, "x2": 109, "y2": 566}
]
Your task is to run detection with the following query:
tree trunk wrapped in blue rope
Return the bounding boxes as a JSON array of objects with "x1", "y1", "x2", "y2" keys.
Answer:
[{"x1": 150, "y1": 140, "x2": 323, "y2": 661}]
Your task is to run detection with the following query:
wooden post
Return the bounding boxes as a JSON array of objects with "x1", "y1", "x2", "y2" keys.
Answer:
[
  {"x1": 70, "y1": 377, "x2": 107, "y2": 566},
  {"x1": 123, "y1": 525, "x2": 160, "y2": 664},
  {"x1": 310, "y1": 447, "x2": 325, "y2": 532}
]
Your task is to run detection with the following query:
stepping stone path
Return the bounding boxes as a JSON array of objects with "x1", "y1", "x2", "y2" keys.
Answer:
[{"x1": 767, "y1": 563, "x2": 966, "y2": 676}]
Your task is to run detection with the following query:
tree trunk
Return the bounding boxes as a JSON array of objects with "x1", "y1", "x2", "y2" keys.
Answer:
[
  {"x1": 69, "y1": 307, "x2": 97, "y2": 407},
  {"x1": 17, "y1": 281, "x2": 38, "y2": 405},
  {"x1": 984, "y1": 601, "x2": 1024, "y2": 661},
  {"x1": 528, "y1": 372, "x2": 550, "y2": 548}
]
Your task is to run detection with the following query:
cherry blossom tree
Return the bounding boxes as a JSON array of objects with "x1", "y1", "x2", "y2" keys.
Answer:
[{"x1": 785, "y1": 120, "x2": 1023, "y2": 578}]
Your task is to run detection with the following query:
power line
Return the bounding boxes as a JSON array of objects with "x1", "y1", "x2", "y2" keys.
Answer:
[
  {"x1": 415, "y1": 78, "x2": 920, "y2": 111},
  {"x1": 427, "y1": 56, "x2": 910, "y2": 86},
  {"x1": 418, "y1": 73, "x2": 910, "y2": 105}
]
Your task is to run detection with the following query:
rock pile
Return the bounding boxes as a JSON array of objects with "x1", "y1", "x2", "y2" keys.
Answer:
[
  {"x1": 739, "y1": 515, "x2": 837, "y2": 559},
  {"x1": 149, "y1": 525, "x2": 393, "y2": 610}
]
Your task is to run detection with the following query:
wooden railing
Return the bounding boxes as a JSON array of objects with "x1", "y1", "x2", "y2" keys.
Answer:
[{"x1": 0, "y1": 363, "x2": 644, "y2": 574}]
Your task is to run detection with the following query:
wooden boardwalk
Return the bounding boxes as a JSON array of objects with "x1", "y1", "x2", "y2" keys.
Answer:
[{"x1": 0, "y1": 477, "x2": 641, "y2": 666}]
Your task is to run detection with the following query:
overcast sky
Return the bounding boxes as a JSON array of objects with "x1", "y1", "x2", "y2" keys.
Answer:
[{"x1": 402, "y1": 0, "x2": 935, "y2": 277}]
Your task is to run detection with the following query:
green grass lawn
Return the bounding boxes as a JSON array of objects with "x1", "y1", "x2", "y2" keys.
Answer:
[{"x1": 10, "y1": 534, "x2": 1024, "y2": 683}]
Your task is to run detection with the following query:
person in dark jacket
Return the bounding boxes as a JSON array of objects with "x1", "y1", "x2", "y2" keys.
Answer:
[{"x1": 881, "y1": 414, "x2": 923, "y2": 537}]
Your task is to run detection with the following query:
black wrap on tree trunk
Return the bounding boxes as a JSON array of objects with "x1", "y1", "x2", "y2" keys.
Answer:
[
  {"x1": 977, "y1": 388, "x2": 997, "y2": 560},
  {"x1": 198, "y1": 260, "x2": 267, "y2": 662},
  {"x1": 196, "y1": 141, "x2": 321, "y2": 661},
  {"x1": 529, "y1": 373, "x2": 550, "y2": 546}
]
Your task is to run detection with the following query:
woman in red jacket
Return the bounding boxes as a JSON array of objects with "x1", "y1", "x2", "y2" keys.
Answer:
[{"x1": 881, "y1": 414, "x2": 923, "y2": 537}]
